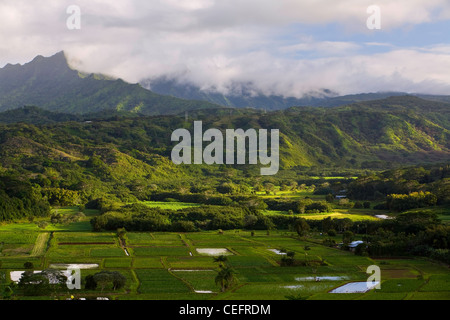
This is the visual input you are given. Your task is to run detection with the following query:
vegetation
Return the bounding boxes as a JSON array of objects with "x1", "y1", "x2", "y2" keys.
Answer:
[
  {"x1": 0, "y1": 52, "x2": 220, "y2": 115},
  {"x1": 85, "y1": 271, "x2": 127, "y2": 292},
  {"x1": 0, "y1": 69, "x2": 448, "y2": 300}
]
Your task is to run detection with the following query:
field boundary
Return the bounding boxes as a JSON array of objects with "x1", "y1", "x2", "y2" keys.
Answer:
[{"x1": 31, "y1": 232, "x2": 50, "y2": 257}]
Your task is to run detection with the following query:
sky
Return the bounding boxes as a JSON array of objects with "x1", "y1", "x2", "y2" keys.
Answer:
[{"x1": 1, "y1": 0, "x2": 450, "y2": 98}]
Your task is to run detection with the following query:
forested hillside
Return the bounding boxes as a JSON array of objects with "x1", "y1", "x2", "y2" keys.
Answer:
[{"x1": 0, "y1": 95, "x2": 449, "y2": 222}]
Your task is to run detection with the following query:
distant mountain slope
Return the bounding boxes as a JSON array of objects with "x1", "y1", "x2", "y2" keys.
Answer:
[
  {"x1": 0, "y1": 96, "x2": 448, "y2": 184},
  {"x1": 141, "y1": 77, "x2": 338, "y2": 110},
  {"x1": 0, "y1": 52, "x2": 221, "y2": 115},
  {"x1": 142, "y1": 77, "x2": 450, "y2": 110},
  {"x1": 0, "y1": 106, "x2": 82, "y2": 124},
  {"x1": 264, "y1": 96, "x2": 450, "y2": 169},
  {"x1": 0, "y1": 105, "x2": 148, "y2": 125}
]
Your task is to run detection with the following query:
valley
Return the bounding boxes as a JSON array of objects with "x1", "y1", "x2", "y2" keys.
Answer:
[{"x1": 0, "y1": 52, "x2": 448, "y2": 301}]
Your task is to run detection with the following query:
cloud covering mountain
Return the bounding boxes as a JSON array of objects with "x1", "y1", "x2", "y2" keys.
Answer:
[{"x1": 2, "y1": 0, "x2": 450, "y2": 98}]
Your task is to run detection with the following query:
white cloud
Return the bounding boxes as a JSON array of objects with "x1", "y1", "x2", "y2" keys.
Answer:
[
  {"x1": 1, "y1": 0, "x2": 450, "y2": 97},
  {"x1": 280, "y1": 41, "x2": 361, "y2": 57}
]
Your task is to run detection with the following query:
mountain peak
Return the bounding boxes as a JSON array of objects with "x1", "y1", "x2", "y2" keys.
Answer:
[
  {"x1": 29, "y1": 51, "x2": 69, "y2": 68},
  {"x1": 0, "y1": 51, "x2": 221, "y2": 115}
]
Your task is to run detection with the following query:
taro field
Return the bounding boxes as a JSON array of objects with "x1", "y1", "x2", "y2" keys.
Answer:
[{"x1": 0, "y1": 213, "x2": 449, "y2": 300}]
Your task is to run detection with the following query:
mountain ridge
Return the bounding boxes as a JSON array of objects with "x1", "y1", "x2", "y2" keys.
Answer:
[
  {"x1": 0, "y1": 95, "x2": 448, "y2": 172},
  {"x1": 0, "y1": 52, "x2": 222, "y2": 115},
  {"x1": 3, "y1": 51, "x2": 450, "y2": 115},
  {"x1": 142, "y1": 76, "x2": 450, "y2": 110}
]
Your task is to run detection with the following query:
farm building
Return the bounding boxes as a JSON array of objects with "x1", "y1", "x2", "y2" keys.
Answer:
[{"x1": 338, "y1": 240, "x2": 365, "y2": 252}]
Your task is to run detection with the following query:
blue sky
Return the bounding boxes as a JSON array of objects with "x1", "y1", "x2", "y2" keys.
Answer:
[{"x1": 1, "y1": 0, "x2": 450, "y2": 97}]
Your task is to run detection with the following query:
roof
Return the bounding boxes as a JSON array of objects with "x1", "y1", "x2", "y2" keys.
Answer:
[{"x1": 348, "y1": 240, "x2": 364, "y2": 248}]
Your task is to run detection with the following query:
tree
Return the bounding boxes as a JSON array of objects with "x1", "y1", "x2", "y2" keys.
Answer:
[
  {"x1": 334, "y1": 218, "x2": 353, "y2": 233},
  {"x1": 84, "y1": 274, "x2": 97, "y2": 290},
  {"x1": 244, "y1": 215, "x2": 258, "y2": 228},
  {"x1": 342, "y1": 230, "x2": 354, "y2": 245},
  {"x1": 297, "y1": 199, "x2": 314, "y2": 214},
  {"x1": 264, "y1": 183, "x2": 275, "y2": 194},
  {"x1": 395, "y1": 211, "x2": 440, "y2": 234},
  {"x1": 387, "y1": 191, "x2": 438, "y2": 212},
  {"x1": 37, "y1": 221, "x2": 48, "y2": 229},
  {"x1": 338, "y1": 198, "x2": 354, "y2": 208},
  {"x1": 293, "y1": 218, "x2": 310, "y2": 237},
  {"x1": 327, "y1": 229, "x2": 337, "y2": 237},
  {"x1": 289, "y1": 181, "x2": 298, "y2": 191},
  {"x1": 322, "y1": 216, "x2": 334, "y2": 233},
  {"x1": 18, "y1": 269, "x2": 66, "y2": 296},
  {"x1": 93, "y1": 272, "x2": 112, "y2": 292},
  {"x1": 325, "y1": 193, "x2": 334, "y2": 203},
  {"x1": 215, "y1": 266, "x2": 236, "y2": 292},
  {"x1": 213, "y1": 255, "x2": 229, "y2": 268},
  {"x1": 354, "y1": 202, "x2": 363, "y2": 209},
  {"x1": 111, "y1": 271, "x2": 127, "y2": 290},
  {"x1": 280, "y1": 251, "x2": 295, "y2": 266},
  {"x1": 216, "y1": 182, "x2": 236, "y2": 194},
  {"x1": 355, "y1": 243, "x2": 368, "y2": 256},
  {"x1": 322, "y1": 238, "x2": 336, "y2": 247},
  {"x1": 2, "y1": 284, "x2": 15, "y2": 300},
  {"x1": 87, "y1": 271, "x2": 126, "y2": 292},
  {"x1": 305, "y1": 201, "x2": 331, "y2": 213}
]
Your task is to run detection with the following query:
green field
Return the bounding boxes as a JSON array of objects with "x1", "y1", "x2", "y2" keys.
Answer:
[
  {"x1": 0, "y1": 207, "x2": 448, "y2": 301},
  {"x1": 141, "y1": 201, "x2": 202, "y2": 210}
]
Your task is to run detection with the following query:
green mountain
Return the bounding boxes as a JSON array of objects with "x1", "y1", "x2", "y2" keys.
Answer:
[
  {"x1": 0, "y1": 52, "x2": 221, "y2": 115},
  {"x1": 141, "y1": 77, "x2": 339, "y2": 110},
  {"x1": 0, "y1": 94, "x2": 448, "y2": 222},
  {"x1": 142, "y1": 76, "x2": 450, "y2": 110},
  {"x1": 266, "y1": 96, "x2": 450, "y2": 169},
  {"x1": 0, "y1": 95, "x2": 448, "y2": 185}
]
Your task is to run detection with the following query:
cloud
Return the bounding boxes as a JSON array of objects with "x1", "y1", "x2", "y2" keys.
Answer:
[{"x1": 1, "y1": 0, "x2": 450, "y2": 97}]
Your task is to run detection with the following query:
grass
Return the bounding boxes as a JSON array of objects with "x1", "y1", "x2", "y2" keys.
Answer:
[
  {"x1": 298, "y1": 212, "x2": 379, "y2": 221},
  {"x1": 104, "y1": 258, "x2": 133, "y2": 268},
  {"x1": 165, "y1": 257, "x2": 217, "y2": 269},
  {"x1": 261, "y1": 209, "x2": 381, "y2": 221},
  {"x1": 0, "y1": 206, "x2": 448, "y2": 301},
  {"x1": 30, "y1": 233, "x2": 50, "y2": 257},
  {"x1": 378, "y1": 279, "x2": 426, "y2": 293},
  {"x1": 141, "y1": 201, "x2": 201, "y2": 210},
  {"x1": 173, "y1": 270, "x2": 217, "y2": 292},
  {"x1": 90, "y1": 248, "x2": 126, "y2": 257},
  {"x1": 55, "y1": 232, "x2": 116, "y2": 244},
  {"x1": 133, "y1": 258, "x2": 165, "y2": 269},
  {"x1": 0, "y1": 207, "x2": 97, "y2": 233},
  {"x1": 133, "y1": 247, "x2": 190, "y2": 257},
  {"x1": 136, "y1": 269, "x2": 191, "y2": 294},
  {"x1": 419, "y1": 275, "x2": 450, "y2": 292}
]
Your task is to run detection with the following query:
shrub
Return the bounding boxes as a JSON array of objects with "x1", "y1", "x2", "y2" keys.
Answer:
[
  {"x1": 322, "y1": 238, "x2": 336, "y2": 247},
  {"x1": 327, "y1": 229, "x2": 337, "y2": 237},
  {"x1": 171, "y1": 221, "x2": 196, "y2": 232},
  {"x1": 354, "y1": 243, "x2": 368, "y2": 256},
  {"x1": 386, "y1": 191, "x2": 438, "y2": 212},
  {"x1": 354, "y1": 202, "x2": 363, "y2": 209}
]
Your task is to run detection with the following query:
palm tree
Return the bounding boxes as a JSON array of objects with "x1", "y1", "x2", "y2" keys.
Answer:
[
  {"x1": 213, "y1": 255, "x2": 228, "y2": 268},
  {"x1": 215, "y1": 266, "x2": 236, "y2": 292}
]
